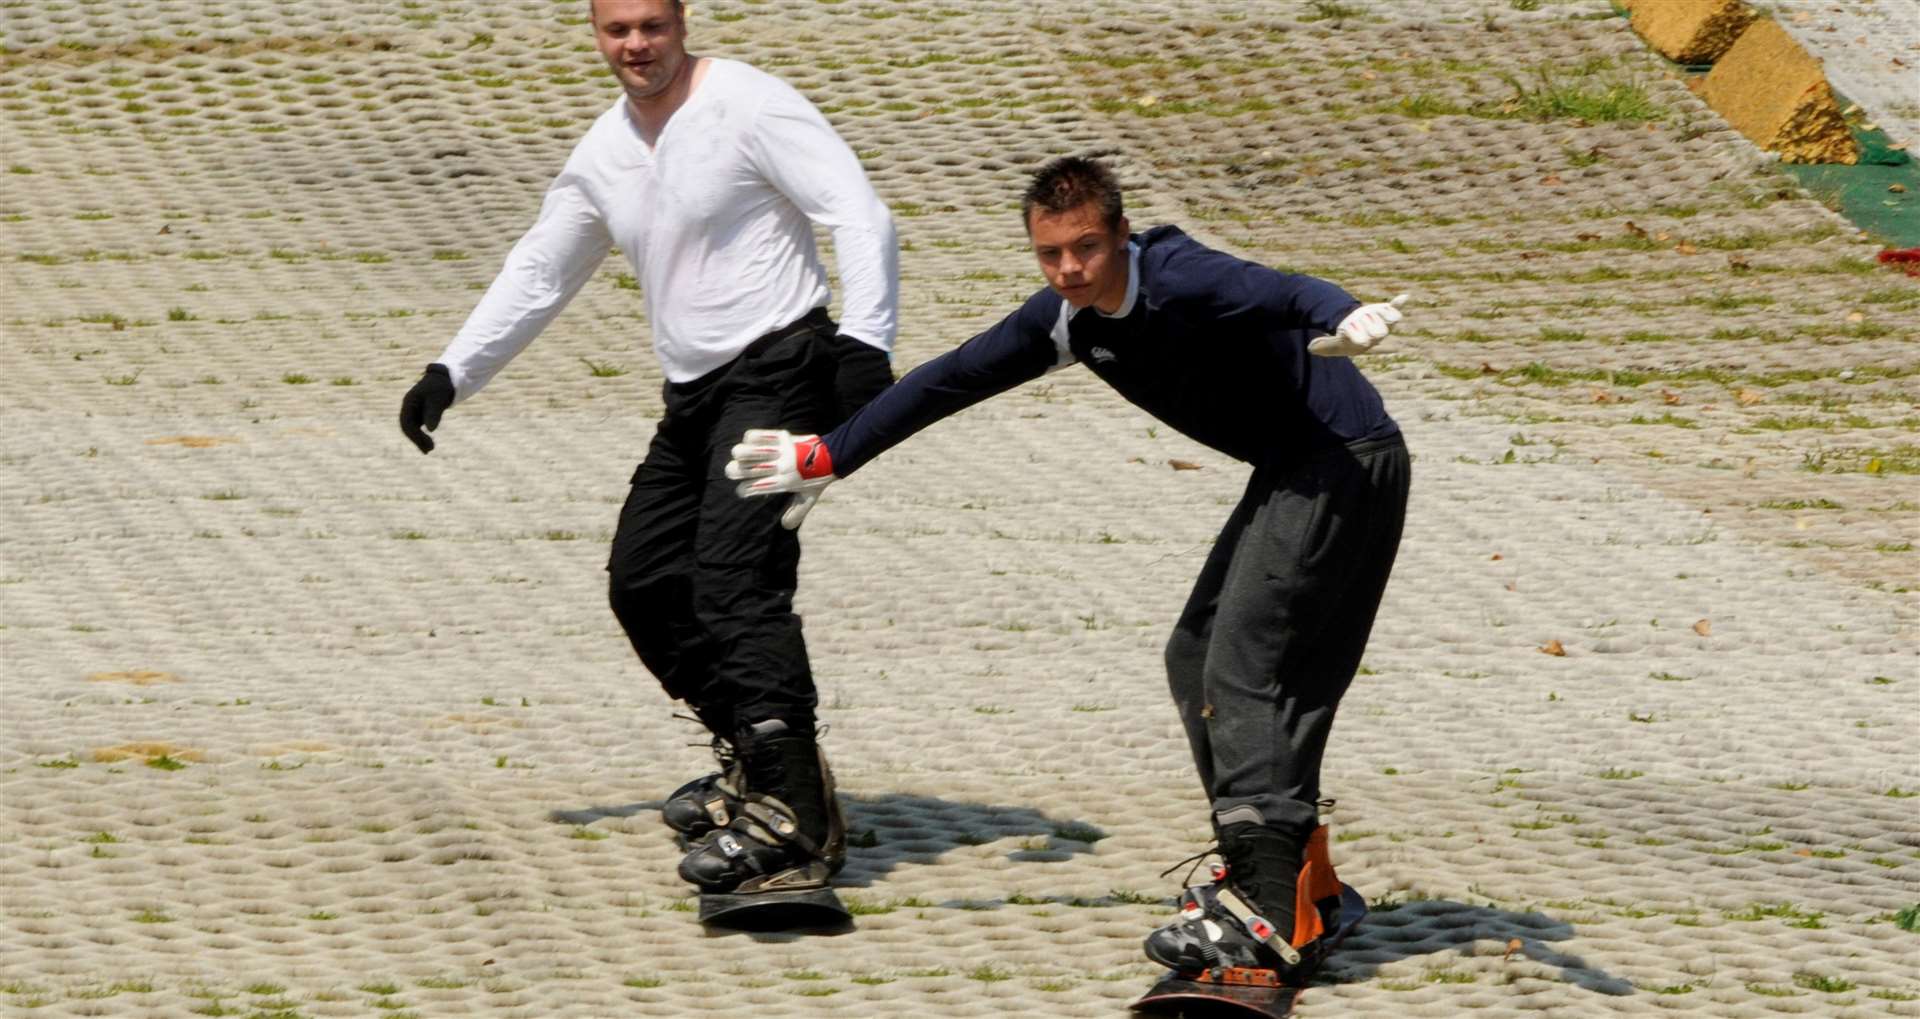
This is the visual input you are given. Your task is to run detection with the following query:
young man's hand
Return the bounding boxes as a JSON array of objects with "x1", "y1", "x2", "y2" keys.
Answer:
[
  {"x1": 1309, "y1": 294, "x2": 1409, "y2": 357},
  {"x1": 725, "y1": 429, "x2": 836, "y2": 529},
  {"x1": 399, "y1": 364, "x2": 455, "y2": 453}
]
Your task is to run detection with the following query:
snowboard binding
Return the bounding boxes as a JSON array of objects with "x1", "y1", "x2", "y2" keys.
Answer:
[
  {"x1": 670, "y1": 719, "x2": 851, "y2": 931},
  {"x1": 1133, "y1": 823, "x2": 1367, "y2": 1016},
  {"x1": 661, "y1": 734, "x2": 746, "y2": 844}
]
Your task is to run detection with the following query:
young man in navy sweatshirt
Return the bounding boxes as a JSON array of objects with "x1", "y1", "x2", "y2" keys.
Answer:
[{"x1": 728, "y1": 156, "x2": 1409, "y2": 973}]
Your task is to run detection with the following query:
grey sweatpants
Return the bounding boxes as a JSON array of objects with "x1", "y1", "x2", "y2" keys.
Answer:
[{"x1": 1165, "y1": 434, "x2": 1409, "y2": 834}]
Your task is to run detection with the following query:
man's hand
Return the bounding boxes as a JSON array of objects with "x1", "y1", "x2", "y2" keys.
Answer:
[
  {"x1": 827, "y1": 334, "x2": 893, "y2": 421},
  {"x1": 725, "y1": 429, "x2": 836, "y2": 529},
  {"x1": 1309, "y1": 294, "x2": 1409, "y2": 357},
  {"x1": 399, "y1": 364, "x2": 455, "y2": 453}
]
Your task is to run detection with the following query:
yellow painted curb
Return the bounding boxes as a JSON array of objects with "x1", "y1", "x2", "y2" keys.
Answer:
[
  {"x1": 1624, "y1": 0, "x2": 1757, "y2": 65},
  {"x1": 1696, "y1": 17, "x2": 1859, "y2": 164}
]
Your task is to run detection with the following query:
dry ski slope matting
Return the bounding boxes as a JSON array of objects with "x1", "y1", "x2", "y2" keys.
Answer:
[{"x1": 2, "y1": 1, "x2": 1916, "y2": 1016}]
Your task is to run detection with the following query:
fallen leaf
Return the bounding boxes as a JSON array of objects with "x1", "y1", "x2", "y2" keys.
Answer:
[
  {"x1": 1540, "y1": 174, "x2": 1563, "y2": 186},
  {"x1": 1661, "y1": 389, "x2": 1682, "y2": 405},
  {"x1": 157, "y1": 224, "x2": 170, "y2": 235},
  {"x1": 1846, "y1": 311, "x2": 1865, "y2": 323},
  {"x1": 1693, "y1": 619, "x2": 1711, "y2": 637},
  {"x1": 1361, "y1": 70, "x2": 1377, "y2": 81},
  {"x1": 1490, "y1": 553, "x2": 1503, "y2": 560},
  {"x1": 1794, "y1": 848, "x2": 1813, "y2": 857},
  {"x1": 1504, "y1": 938, "x2": 1524, "y2": 961},
  {"x1": 1541, "y1": 639, "x2": 1567, "y2": 657},
  {"x1": 1480, "y1": 362, "x2": 1499, "y2": 375},
  {"x1": 146, "y1": 435, "x2": 240, "y2": 448},
  {"x1": 1655, "y1": 231, "x2": 1672, "y2": 242},
  {"x1": 1519, "y1": 250, "x2": 1549, "y2": 259},
  {"x1": 1674, "y1": 240, "x2": 1698, "y2": 255},
  {"x1": 112, "y1": 321, "x2": 125, "y2": 331},
  {"x1": 1575, "y1": 232, "x2": 1601, "y2": 241},
  {"x1": 88, "y1": 670, "x2": 181, "y2": 685},
  {"x1": 1736, "y1": 388, "x2": 1764, "y2": 406},
  {"x1": 1624, "y1": 221, "x2": 1648, "y2": 239},
  {"x1": 1891, "y1": 183, "x2": 1908, "y2": 194},
  {"x1": 1729, "y1": 255, "x2": 1751, "y2": 271},
  {"x1": 1590, "y1": 387, "x2": 1616, "y2": 404},
  {"x1": 1168, "y1": 459, "x2": 1203, "y2": 471}
]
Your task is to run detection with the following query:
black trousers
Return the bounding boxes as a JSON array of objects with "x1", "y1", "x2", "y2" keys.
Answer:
[
  {"x1": 1164, "y1": 435, "x2": 1409, "y2": 834},
  {"x1": 607, "y1": 308, "x2": 840, "y2": 737}
]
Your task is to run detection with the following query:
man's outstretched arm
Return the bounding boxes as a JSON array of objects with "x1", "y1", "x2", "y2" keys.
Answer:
[
  {"x1": 1190, "y1": 248, "x2": 1410, "y2": 356},
  {"x1": 727, "y1": 289, "x2": 1064, "y2": 527},
  {"x1": 398, "y1": 176, "x2": 612, "y2": 453}
]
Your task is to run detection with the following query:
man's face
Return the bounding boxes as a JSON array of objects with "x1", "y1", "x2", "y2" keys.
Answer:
[
  {"x1": 1029, "y1": 202, "x2": 1130, "y2": 312},
  {"x1": 591, "y1": 0, "x2": 688, "y2": 102}
]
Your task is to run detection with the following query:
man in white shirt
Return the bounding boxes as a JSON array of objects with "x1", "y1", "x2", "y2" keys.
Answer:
[{"x1": 397, "y1": 0, "x2": 897, "y2": 899}]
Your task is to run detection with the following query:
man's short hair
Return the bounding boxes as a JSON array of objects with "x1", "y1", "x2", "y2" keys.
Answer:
[
  {"x1": 590, "y1": 0, "x2": 685, "y2": 21},
  {"x1": 1021, "y1": 156, "x2": 1124, "y2": 233}
]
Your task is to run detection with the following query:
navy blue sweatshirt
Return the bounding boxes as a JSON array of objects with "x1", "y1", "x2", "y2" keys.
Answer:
[{"x1": 823, "y1": 225, "x2": 1398, "y2": 476}]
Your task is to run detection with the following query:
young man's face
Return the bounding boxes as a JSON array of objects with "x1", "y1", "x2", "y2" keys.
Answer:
[
  {"x1": 591, "y1": 0, "x2": 688, "y2": 104},
  {"x1": 1028, "y1": 202, "x2": 1130, "y2": 313}
]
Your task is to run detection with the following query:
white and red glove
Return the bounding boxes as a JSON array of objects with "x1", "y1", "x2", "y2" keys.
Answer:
[
  {"x1": 1308, "y1": 294, "x2": 1409, "y2": 357},
  {"x1": 725, "y1": 429, "x2": 836, "y2": 529}
]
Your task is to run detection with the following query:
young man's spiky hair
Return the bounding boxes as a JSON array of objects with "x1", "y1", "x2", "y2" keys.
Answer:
[{"x1": 1021, "y1": 156, "x2": 1124, "y2": 233}]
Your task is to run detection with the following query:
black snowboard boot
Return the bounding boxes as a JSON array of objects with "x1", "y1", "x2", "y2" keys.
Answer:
[
  {"x1": 1144, "y1": 821, "x2": 1307, "y2": 975},
  {"x1": 661, "y1": 733, "x2": 746, "y2": 839},
  {"x1": 676, "y1": 718, "x2": 847, "y2": 894}
]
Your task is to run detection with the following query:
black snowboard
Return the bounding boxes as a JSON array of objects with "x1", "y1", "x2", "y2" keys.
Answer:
[{"x1": 697, "y1": 886, "x2": 852, "y2": 933}]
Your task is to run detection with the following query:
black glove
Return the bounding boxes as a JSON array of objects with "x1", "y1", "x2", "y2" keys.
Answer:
[
  {"x1": 826, "y1": 334, "x2": 893, "y2": 423},
  {"x1": 399, "y1": 363, "x2": 455, "y2": 454}
]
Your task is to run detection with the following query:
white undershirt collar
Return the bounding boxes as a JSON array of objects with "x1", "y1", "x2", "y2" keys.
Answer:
[{"x1": 1096, "y1": 241, "x2": 1141, "y2": 318}]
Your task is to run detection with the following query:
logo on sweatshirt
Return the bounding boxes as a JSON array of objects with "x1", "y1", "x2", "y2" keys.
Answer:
[{"x1": 1089, "y1": 346, "x2": 1117, "y2": 364}]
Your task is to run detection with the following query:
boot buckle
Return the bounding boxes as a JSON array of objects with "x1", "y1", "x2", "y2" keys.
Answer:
[{"x1": 1217, "y1": 886, "x2": 1302, "y2": 966}]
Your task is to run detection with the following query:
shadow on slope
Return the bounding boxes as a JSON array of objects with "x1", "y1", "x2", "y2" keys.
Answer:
[
  {"x1": 1322, "y1": 898, "x2": 1633, "y2": 997},
  {"x1": 549, "y1": 790, "x2": 1110, "y2": 892}
]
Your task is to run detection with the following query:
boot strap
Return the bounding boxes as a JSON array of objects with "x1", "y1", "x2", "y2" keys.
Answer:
[
  {"x1": 733, "y1": 796, "x2": 824, "y2": 858},
  {"x1": 1216, "y1": 886, "x2": 1302, "y2": 966}
]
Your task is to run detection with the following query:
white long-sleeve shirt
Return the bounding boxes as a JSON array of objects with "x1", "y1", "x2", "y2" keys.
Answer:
[{"x1": 437, "y1": 58, "x2": 898, "y2": 398}]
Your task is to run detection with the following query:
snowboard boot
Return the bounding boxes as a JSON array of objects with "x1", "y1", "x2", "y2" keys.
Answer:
[
  {"x1": 1144, "y1": 821, "x2": 1310, "y2": 977},
  {"x1": 661, "y1": 732, "x2": 746, "y2": 840},
  {"x1": 676, "y1": 718, "x2": 847, "y2": 894}
]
